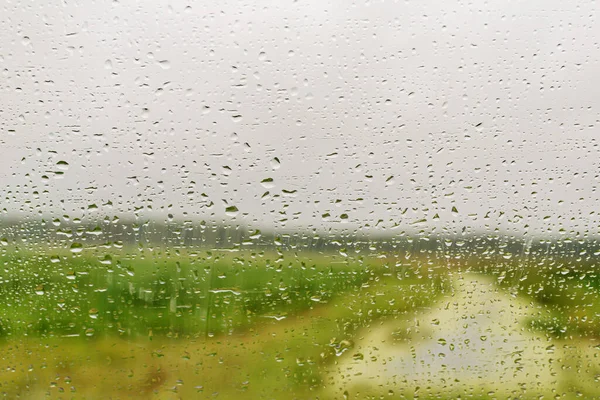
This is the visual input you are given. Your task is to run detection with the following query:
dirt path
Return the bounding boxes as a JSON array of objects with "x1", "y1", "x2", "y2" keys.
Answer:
[{"x1": 327, "y1": 273, "x2": 564, "y2": 398}]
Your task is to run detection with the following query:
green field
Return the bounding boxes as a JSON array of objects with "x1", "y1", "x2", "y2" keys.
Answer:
[{"x1": 0, "y1": 244, "x2": 599, "y2": 398}]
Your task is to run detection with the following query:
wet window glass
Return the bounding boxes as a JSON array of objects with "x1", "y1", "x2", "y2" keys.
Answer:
[{"x1": 1, "y1": 1, "x2": 599, "y2": 398}]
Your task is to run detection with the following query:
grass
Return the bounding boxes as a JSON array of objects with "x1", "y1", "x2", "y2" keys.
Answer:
[
  {"x1": 470, "y1": 255, "x2": 600, "y2": 339},
  {"x1": 0, "y1": 247, "x2": 376, "y2": 339},
  {"x1": 0, "y1": 248, "x2": 450, "y2": 398},
  {"x1": 3, "y1": 243, "x2": 600, "y2": 398}
]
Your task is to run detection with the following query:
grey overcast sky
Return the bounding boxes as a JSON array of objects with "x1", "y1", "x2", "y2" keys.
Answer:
[{"x1": 1, "y1": 0, "x2": 599, "y2": 237}]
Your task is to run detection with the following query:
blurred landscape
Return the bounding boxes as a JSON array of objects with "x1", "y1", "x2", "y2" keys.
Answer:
[
  {"x1": 0, "y1": 219, "x2": 599, "y2": 398},
  {"x1": 2, "y1": 0, "x2": 599, "y2": 398}
]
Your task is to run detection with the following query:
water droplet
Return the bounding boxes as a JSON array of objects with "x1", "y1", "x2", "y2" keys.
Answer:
[
  {"x1": 70, "y1": 243, "x2": 83, "y2": 253},
  {"x1": 261, "y1": 178, "x2": 274, "y2": 189},
  {"x1": 89, "y1": 308, "x2": 99, "y2": 319},
  {"x1": 270, "y1": 157, "x2": 281, "y2": 170},
  {"x1": 225, "y1": 206, "x2": 239, "y2": 217}
]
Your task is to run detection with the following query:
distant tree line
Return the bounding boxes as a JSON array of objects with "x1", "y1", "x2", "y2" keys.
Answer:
[{"x1": 0, "y1": 217, "x2": 598, "y2": 261}]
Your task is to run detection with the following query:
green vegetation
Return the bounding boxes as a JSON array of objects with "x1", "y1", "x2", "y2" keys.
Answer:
[
  {"x1": 0, "y1": 248, "x2": 373, "y2": 338},
  {"x1": 0, "y1": 247, "x2": 450, "y2": 398},
  {"x1": 472, "y1": 255, "x2": 600, "y2": 339},
  {"x1": 1, "y1": 229, "x2": 600, "y2": 398}
]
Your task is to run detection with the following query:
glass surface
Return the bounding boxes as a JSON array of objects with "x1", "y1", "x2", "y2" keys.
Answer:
[{"x1": 1, "y1": 1, "x2": 599, "y2": 398}]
